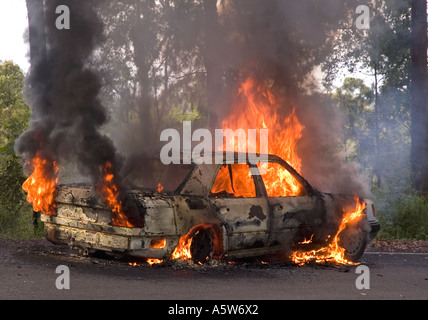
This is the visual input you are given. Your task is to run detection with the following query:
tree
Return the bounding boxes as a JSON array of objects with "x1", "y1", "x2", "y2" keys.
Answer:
[
  {"x1": 96, "y1": 0, "x2": 355, "y2": 134},
  {"x1": 0, "y1": 61, "x2": 32, "y2": 237},
  {"x1": 95, "y1": 0, "x2": 210, "y2": 156},
  {"x1": 324, "y1": 1, "x2": 415, "y2": 198},
  {"x1": 0, "y1": 62, "x2": 30, "y2": 145},
  {"x1": 324, "y1": 0, "x2": 424, "y2": 192},
  {"x1": 334, "y1": 78, "x2": 374, "y2": 162},
  {"x1": 410, "y1": 0, "x2": 428, "y2": 194}
]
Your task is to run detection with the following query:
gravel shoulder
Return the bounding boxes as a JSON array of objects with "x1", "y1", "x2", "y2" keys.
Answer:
[{"x1": 366, "y1": 239, "x2": 428, "y2": 253}]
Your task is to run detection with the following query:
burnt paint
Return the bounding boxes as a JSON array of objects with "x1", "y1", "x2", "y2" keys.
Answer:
[
  {"x1": 248, "y1": 205, "x2": 266, "y2": 221},
  {"x1": 185, "y1": 197, "x2": 207, "y2": 210},
  {"x1": 235, "y1": 219, "x2": 261, "y2": 229}
]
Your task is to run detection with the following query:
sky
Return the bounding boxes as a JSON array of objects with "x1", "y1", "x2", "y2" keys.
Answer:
[{"x1": 0, "y1": 0, "x2": 30, "y2": 72}]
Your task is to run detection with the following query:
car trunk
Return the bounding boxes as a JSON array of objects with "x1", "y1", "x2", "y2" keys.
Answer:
[{"x1": 42, "y1": 184, "x2": 178, "y2": 257}]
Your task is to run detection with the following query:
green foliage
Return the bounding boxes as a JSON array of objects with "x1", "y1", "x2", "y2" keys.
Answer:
[
  {"x1": 0, "y1": 61, "x2": 36, "y2": 239},
  {"x1": 333, "y1": 77, "x2": 374, "y2": 162},
  {"x1": 394, "y1": 195, "x2": 428, "y2": 240},
  {"x1": 376, "y1": 193, "x2": 428, "y2": 240},
  {"x1": 328, "y1": 1, "x2": 422, "y2": 240},
  {"x1": 0, "y1": 61, "x2": 31, "y2": 143}
]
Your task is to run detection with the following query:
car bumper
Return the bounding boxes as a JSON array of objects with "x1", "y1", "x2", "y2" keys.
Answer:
[
  {"x1": 42, "y1": 215, "x2": 179, "y2": 259},
  {"x1": 368, "y1": 220, "x2": 381, "y2": 242}
]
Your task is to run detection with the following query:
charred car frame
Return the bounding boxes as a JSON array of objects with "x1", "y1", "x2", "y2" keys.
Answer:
[{"x1": 42, "y1": 152, "x2": 380, "y2": 264}]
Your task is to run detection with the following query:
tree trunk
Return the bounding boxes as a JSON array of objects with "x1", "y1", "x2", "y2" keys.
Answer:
[
  {"x1": 202, "y1": 0, "x2": 223, "y2": 128},
  {"x1": 410, "y1": 0, "x2": 428, "y2": 194},
  {"x1": 130, "y1": 1, "x2": 154, "y2": 150},
  {"x1": 373, "y1": 65, "x2": 382, "y2": 188}
]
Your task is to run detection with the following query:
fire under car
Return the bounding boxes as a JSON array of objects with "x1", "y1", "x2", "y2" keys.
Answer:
[{"x1": 42, "y1": 152, "x2": 380, "y2": 264}]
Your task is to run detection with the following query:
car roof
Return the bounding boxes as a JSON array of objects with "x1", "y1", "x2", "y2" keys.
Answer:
[
  {"x1": 176, "y1": 151, "x2": 317, "y2": 196},
  {"x1": 182, "y1": 150, "x2": 282, "y2": 163}
]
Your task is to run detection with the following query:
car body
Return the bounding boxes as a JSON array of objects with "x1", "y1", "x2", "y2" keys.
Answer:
[{"x1": 42, "y1": 152, "x2": 380, "y2": 263}]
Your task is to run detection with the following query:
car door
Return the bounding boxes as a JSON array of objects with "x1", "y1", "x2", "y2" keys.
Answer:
[
  {"x1": 209, "y1": 163, "x2": 270, "y2": 252},
  {"x1": 256, "y1": 160, "x2": 324, "y2": 246}
]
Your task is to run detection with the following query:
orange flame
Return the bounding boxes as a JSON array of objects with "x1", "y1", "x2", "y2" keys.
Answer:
[
  {"x1": 291, "y1": 197, "x2": 366, "y2": 266},
  {"x1": 96, "y1": 162, "x2": 133, "y2": 228},
  {"x1": 22, "y1": 153, "x2": 59, "y2": 215},
  {"x1": 213, "y1": 77, "x2": 305, "y2": 197},
  {"x1": 147, "y1": 259, "x2": 163, "y2": 265},
  {"x1": 157, "y1": 182, "x2": 164, "y2": 193},
  {"x1": 171, "y1": 229, "x2": 195, "y2": 261},
  {"x1": 170, "y1": 224, "x2": 217, "y2": 262},
  {"x1": 298, "y1": 234, "x2": 314, "y2": 245},
  {"x1": 150, "y1": 238, "x2": 167, "y2": 249}
]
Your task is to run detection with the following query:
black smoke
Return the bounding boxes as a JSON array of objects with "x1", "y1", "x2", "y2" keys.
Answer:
[
  {"x1": 18, "y1": 0, "x2": 371, "y2": 201},
  {"x1": 16, "y1": 1, "x2": 125, "y2": 197}
]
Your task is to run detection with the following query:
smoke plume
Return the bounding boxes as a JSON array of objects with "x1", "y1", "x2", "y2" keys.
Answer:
[
  {"x1": 212, "y1": 0, "x2": 371, "y2": 197},
  {"x1": 91, "y1": 0, "x2": 370, "y2": 197},
  {"x1": 17, "y1": 1, "x2": 125, "y2": 197},
  {"x1": 19, "y1": 0, "x2": 371, "y2": 202}
]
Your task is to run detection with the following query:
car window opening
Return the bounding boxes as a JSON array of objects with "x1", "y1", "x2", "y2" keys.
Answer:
[
  {"x1": 211, "y1": 164, "x2": 256, "y2": 198},
  {"x1": 257, "y1": 162, "x2": 306, "y2": 197}
]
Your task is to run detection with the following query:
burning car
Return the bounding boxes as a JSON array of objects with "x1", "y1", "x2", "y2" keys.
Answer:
[{"x1": 41, "y1": 152, "x2": 380, "y2": 265}]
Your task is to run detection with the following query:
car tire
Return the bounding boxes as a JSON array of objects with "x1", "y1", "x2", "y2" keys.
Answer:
[
  {"x1": 339, "y1": 221, "x2": 368, "y2": 262},
  {"x1": 190, "y1": 228, "x2": 214, "y2": 265}
]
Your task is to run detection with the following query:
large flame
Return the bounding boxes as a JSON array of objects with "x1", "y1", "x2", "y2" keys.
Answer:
[
  {"x1": 22, "y1": 153, "x2": 59, "y2": 215},
  {"x1": 291, "y1": 197, "x2": 366, "y2": 266},
  {"x1": 212, "y1": 76, "x2": 305, "y2": 197},
  {"x1": 96, "y1": 162, "x2": 133, "y2": 228}
]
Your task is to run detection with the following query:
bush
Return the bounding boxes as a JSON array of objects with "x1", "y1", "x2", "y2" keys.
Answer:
[
  {"x1": 0, "y1": 205, "x2": 44, "y2": 239},
  {"x1": 0, "y1": 61, "x2": 36, "y2": 239},
  {"x1": 376, "y1": 193, "x2": 428, "y2": 240},
  {"x1": 394, "y1": 194, "x2": 428, "y2": 240}
]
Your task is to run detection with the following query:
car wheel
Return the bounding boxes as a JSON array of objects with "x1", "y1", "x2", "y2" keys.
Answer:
[
  {"x1": 190, "y1": 228, "x2": 214, "y2": 264},
  {"x1": 339, "y1": 221, "x2": 368, "y2": 262}
]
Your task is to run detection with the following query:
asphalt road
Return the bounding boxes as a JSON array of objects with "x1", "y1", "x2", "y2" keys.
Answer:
[{"x1": 0, "y1": 239, "x2": 427, "y2": 301}]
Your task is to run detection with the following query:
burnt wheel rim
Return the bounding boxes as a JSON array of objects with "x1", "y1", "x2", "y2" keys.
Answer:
[
  {"x1": 190, "y1": 228, "x2": 213, "y2": 264},
  {"x1": 339, "y1": 224, "x2": 367, "y2": 261},
  {"x1": 343, "y1": 231, "x2": 364, "y2": 255}
]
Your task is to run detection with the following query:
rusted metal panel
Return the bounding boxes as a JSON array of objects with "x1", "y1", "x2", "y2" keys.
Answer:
[
  {"x1": 57, "y1": 203, "x2": 112, "y2": 224},
  {"x1": 211, "y1": 197, "x2": 269, "y2": 251},
  {"x1": 179, "y1": 163, "x2": 218, "y2": 196},
  {"x1": 43, "y1": 212, "x2": 145, "y2": 235},
  {"x1": 137, "y1": 197, "x2": 177, "y2": 235},
  {"x1": 44, "y1": 222, "x2": 129, "y2": 251},
  {"x1": 173, "y1": 196, "x2": 216, "y2": 234},
  {"x1": 267, "y1": 196, "x2": 322, "y2": 246},
  {"x1": 56, "y1": 185, "x2": 106, "y2": 208}
]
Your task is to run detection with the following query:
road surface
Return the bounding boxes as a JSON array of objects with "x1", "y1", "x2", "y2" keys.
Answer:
[{"x1": 0, "y1": 239, "x2": 427, "y2": 301}]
